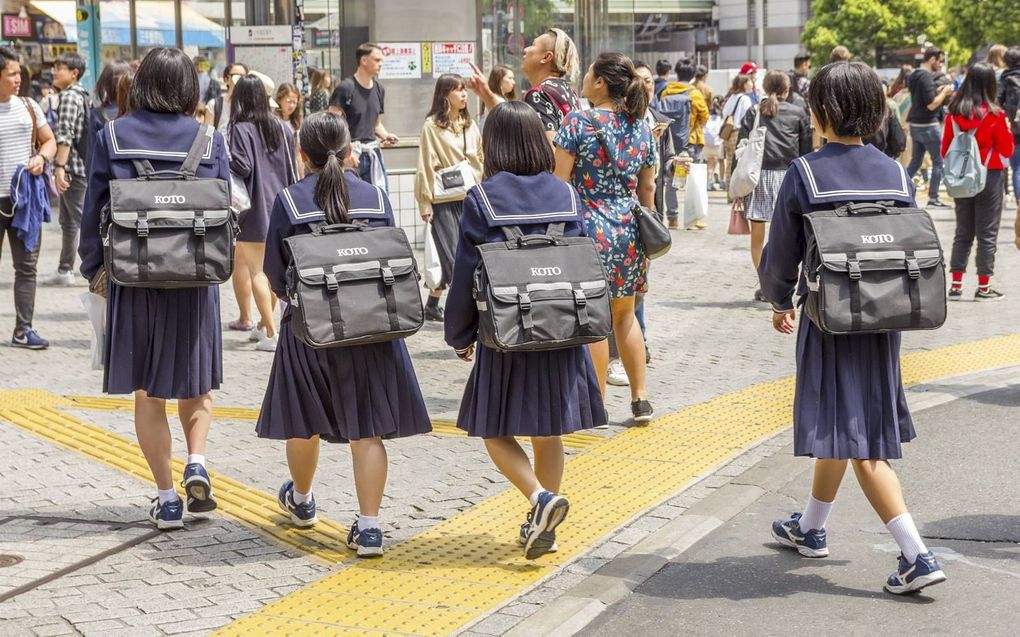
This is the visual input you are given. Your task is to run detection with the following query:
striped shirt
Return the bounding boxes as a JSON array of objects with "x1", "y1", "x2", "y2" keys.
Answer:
[{"x1": 0, "y1": 96, "x2": 45, "y2": 199}]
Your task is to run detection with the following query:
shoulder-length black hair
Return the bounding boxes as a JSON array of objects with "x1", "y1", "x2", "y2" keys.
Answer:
[
  {"x1": 128, "y1": 47, "x2": 199, "y2": 115},
  {"x1": 230, "y1": 74, "x2": 282, "y2": 153},
  {"x1": 948, "y1": 63, "x2": 1001, "y2": 119},
  {"x1": 591, "y1": 52, "x2": 648, "y2": 120},
  {"x1": 808, "y1": 61, "x2": 885, "y2": 138},
  {"x1": 481, "y1": 101, "x2": 554, "y2": 179},
  {"x1": 299, "y1": 111, "x2": 351, "y2": 225},
  {"x1": 426, "y1": 73, "x2": 471, "y2": 129},
  {"x1": 95, "y1": 59, "x2": 131, "y2": 107}
]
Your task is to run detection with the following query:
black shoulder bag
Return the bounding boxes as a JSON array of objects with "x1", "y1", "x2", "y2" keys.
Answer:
[{"x1": 588, "y1": 111, "x2": 672, "y2": 259}]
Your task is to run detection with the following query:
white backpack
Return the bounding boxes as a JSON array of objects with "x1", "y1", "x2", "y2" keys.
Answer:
[
  {"x1": 943, "y1": 119, "x2": 991, "y2": 199},
  {"x1": 729, "y1": 106, "x2": 767, "y2": 198}
]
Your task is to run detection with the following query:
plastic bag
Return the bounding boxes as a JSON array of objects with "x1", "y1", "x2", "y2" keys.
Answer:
[
  {"x1": 229, "y1": 172, "x2": 251, "y2": 213},
  {"x1": 79, "y1": 292, "x2": 106, "y2": 371},
  {"x1": 422, "y1": 220, "x2": 443, "y2": 291},
  {"x1": 682, "y1": 163, "x2": 709, "y2": 228}
]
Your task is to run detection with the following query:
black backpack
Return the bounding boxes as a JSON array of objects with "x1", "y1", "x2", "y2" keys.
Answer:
[{"x1": 102, "y1": 125, "x2": 237, "y2": 288}]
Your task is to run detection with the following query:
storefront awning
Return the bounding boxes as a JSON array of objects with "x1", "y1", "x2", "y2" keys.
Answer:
[{"x1": 31, "y1": 0, "x2": 225, "y2": 48}]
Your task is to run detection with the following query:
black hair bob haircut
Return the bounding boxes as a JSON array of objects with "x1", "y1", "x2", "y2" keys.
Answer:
[
  {"x1": 808, "y1": 61, "x2": 885, "y2": 138},
  {"x1": 481, "y1": 101, "x2": 554, "y2": 179},
  {"x1": 129, "y1": 47, "x2": 200, "y2": 115}
]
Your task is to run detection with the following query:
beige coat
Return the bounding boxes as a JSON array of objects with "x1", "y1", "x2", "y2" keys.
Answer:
[{"x1": 414, "y1": 116, "x2": 484, "y2": 215}]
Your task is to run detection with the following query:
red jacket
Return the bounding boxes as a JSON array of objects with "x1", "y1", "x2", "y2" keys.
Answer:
[{"x1": 940, "y1": 107, "x2": 1015, "y2": 170}]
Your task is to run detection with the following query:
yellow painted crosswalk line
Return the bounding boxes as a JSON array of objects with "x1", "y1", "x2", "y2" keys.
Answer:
[{"x1": 216, "y1": 333, "x2": 1020, "y2": 636}]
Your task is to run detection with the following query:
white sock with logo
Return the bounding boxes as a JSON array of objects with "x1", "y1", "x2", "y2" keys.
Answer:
[
  {"x1": 292, "y1": 489, "x2": 311, "y2": 505},
  {"x1": 529, "y1": 489, "x2": 545, "y2": 507},
  {"x1": 187, "y1": 454, "x2": 206, "y2": 467},
  {"x1": 798, "y1": 495, "x2": 834, "y2": 532},
  {"x1": 157, "y1": 488, "x2": 179, "y2": 505},
  {"x1": 886, "y1": 512, "x2": 928, "y2": 564},
  {"x1": 358, "y1": 515, "x2": 381, "y2": 532}
]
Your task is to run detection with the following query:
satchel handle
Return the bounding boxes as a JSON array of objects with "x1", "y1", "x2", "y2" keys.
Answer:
[
  {"x1": 834, "y1": 202, "x2": 901, "y2": 217},
  {"x1": 513, "y1": 234, "x2": 563, "y2": 247},
  {"x1": 318, "y1": 222, "x2": 370, "y2": 234}
]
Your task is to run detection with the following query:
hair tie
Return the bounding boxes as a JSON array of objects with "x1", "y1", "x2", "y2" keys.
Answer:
[{"x1": 327, "y1": 150, "x2": 337, "y2": 158}]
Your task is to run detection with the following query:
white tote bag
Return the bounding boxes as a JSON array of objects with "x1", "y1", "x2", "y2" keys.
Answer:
[
  {"x1": 682, "y1": 163, "x2": 709, "y2": 228},
  {"x1": 729, "y1": 106, "x2": 767, "y2": 199},
  {"x1": 422, "y1": 220, "x2": 443, "y2": 291},
  {"x1": 79, "y1": 292, "x2": 106, "y2": 370}
]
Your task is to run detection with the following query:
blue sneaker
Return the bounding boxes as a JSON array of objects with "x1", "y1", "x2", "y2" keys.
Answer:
[
  {"x1": 518, "y1": 510, "x2": 558, "y2": 553},
  {"x1": 148, "y1": 497, "x2": 184, "y2": 530},
  {"x1": 277, "y1": 481, "x2": 318, "y2": 527},
  {"x1": 524, "y1": 491, "x2": 569, "y2": 560},
  {"x1": 885, "y1": 552, "x2": 946, "y2": 595},
  {"x1": 771, "y1": 512, "x2": 829, "y2": 557},
  {"x1": 182, "y1": 463, "x2": 217, "y2": 513},
  {"x1": 11, "y1": 329, "x2": 48, "y2": 350},
  {"x1": 347, "y1": 520, "x2": 384, "y2": 557}
]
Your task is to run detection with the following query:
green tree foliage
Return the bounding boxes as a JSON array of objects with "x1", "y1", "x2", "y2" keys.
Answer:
[
  {"x1": 943, "y1": 0, "x2": 1020, "y2": 55},
  {"x1": 802, "y1": 0, "x2": 956, "y2": 66}
]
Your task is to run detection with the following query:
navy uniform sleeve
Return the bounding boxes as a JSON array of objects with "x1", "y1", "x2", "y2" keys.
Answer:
[
  {"x1": 264, "y1": 196, "x2": 292, "y2": 299},
  {"x1": 757, "y1": 169, "x2": 807, "y2": 311},
  {"x1": 444, "y1": 189, "x2": 486, "y2": 349},
  {"x1": 78, "y1": 128, "x2": 111, "y2": 281},
  {"x1": 229, "y1": 125, "x2": 255, "y2": 178}
]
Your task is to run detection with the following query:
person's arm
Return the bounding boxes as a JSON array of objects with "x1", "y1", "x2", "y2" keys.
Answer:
[
  {"x1": 552, "y1": 111, "x2": 582, "y2": 182},
  {"x1": 228, "y1": 126, "x2": 254, "y2": 178},
  {"x1": 375, "y1": 116, "x2": 398, "y2": 146},
  {"x1": 693, "y1": 93, "x2": 709, "y2": 131},
  {"x1": 940, "y1": 114, "x2": 954, "y2": 158},
  {"x1": 78, "y1": 131, "x2": 111, "y2": 281},
  {"x1": 553, "y1": 147, "x2": 575, "y2": 182},
  {"x1": 466, "y1": 62, "x2": 504, "y2": 112},
  {"x1": 637, "y1": 165, "x2": 655, "y2": 209},
  {"x1": 263, "y1": 197, "x2": 292, "y2": 299},
  {"x1": 927, "y1": 76, "x2": 951, "y2": 111},
  {"x1": 758, "y1": 169, "x2": 805, "y2": 319},
  {"x1": 53, "y1": 91, "x2": 82, "y2": 193},
  {"x1": 993, "y1": 112, "x2": 1016, "y2": 160},
  {"x1": 28, "y1": 101, "x2": 56, "y2": 176},
  {"x1": 414, "y1": 122, "x2": 437, "y2": 220}
]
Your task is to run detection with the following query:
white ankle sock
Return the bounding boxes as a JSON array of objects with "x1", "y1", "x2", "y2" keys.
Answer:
[
  {"x1": 528, "y1": 489, "x2": 544, "y2": 507},
  {"x1": 187, "y1": 454, "x2": 206, "y2": 467},
  {"x1": 886, "y1": 513, "x2": 928, "y2": 564},
  {"x1": 358, "y1": 515, "x2": 381, "y2": 531},
  {"x1": 292, "y1": 489, "x2": 311, "y2": 505},
  {"x1": 799, "y1": 495, "x2": 834, "y2": 532},
  {"x1": 157, "y1": 488, "x2": 179, "y2": 505}
]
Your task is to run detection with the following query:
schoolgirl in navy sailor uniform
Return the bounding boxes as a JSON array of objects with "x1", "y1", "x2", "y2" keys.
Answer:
[
  {"x1": 758, "y1": 62, "x2": 947, "y2": 594},
  {"x1": 257, "y1": 112, "x2": 431, "y2": 557},
  {"x1": 78, "y1": 48, "x2": 224, "y2": 530},
  {"x1": 445, "y1": 102, "x2": 607, "y2": 560}
]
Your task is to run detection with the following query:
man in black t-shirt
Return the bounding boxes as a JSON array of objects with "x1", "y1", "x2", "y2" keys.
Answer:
[
  {"x1": 329, "y1": 42, "x2": 399, "y2": 191},
  {"x1": 905, "y1": 47, "x2": 953, "y2": 208}
]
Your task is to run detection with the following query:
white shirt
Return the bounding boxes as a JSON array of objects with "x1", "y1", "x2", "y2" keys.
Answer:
[
  {"x1": 723, "y1": 93, "x2": 752, "y2": 126},
  {"x1": 0, "y1": 97, "x2": 45, "y2": 199}
]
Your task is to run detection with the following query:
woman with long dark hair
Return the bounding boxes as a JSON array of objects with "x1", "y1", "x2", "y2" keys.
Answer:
[
  {"x1": 78, "y1": 47, "x2": 230, "y2": 529},
  {"x1": 553, "y1": 52, "x2": 658, "y2": 424},
  {"x1": 446, "y1": 101, "x2": 606, "y2": 559},
  {"x1": 228, "y1": 74, "x2": 297, "y2": 350},
  {"x1": 258, "y1": 112, "x2": 431, "y2": 557},
  {"x1": 941, "y1": 62, "x2": 1015, "y2": 300},
  {"x1": 414, "y1": 73, "x2": 484, "y2": 321}
]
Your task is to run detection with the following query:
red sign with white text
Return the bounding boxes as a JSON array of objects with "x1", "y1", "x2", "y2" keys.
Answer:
[{"x1": 2, "y1": 15, "x2": 33, "y2": 39}]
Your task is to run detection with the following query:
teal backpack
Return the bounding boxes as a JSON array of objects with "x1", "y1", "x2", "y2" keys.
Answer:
[{"x1": 942, "y1": 119, "x2": 992, "y2": 199}]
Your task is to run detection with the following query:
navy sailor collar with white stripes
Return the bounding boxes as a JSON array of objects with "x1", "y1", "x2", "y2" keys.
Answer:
[
  {"x1": 279, "y1": 171, "x2": 388, "y2": 224},
  {"x1": 792, "y1": 142, "x2": 915, "y2": 205}
]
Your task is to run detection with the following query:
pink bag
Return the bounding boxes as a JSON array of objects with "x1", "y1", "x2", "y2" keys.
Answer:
[{"x1": 727, "y1": 199, "x2": 750, "y2": 235}]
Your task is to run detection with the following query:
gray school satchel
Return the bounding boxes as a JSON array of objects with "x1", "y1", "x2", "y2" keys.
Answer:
[
  {"x1": 102, "y1": 125, "x2": 237, "y2": 288},
  {"x1": 284, "y1": 222, "x2": 424, "y2": 348},
  {"x1": 474, "y1": 223, "x2": 612, "y2": 352},
  {"x1": 803, "y1": 202, "x2": 946, "y2": 335}
]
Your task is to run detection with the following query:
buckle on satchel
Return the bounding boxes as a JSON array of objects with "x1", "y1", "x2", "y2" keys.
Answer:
[
  {"x1": 325, "y1": 272, "x2": 339, "y2": 292},
  {"x1": 381, "y1": 266, "x2": 395, "y2": 285},
  {"x1": 518, "y1": 291, "x2": 532, "y2": 312},
  {"x1": 573, "y1": 288, "x2": 587, "y2": 306},
  {"x1": 193, "y1": 216, "x2": 206, "y2": 236},
  {"x1": 905, "y1": 257, "x2": 921, "y2": 280},
  {"x1": 136, "y1": 218, "x2": 149, "y2": 237},
  {"x1": 847, "y1": 259, "x2": 862, "y2": 281}
]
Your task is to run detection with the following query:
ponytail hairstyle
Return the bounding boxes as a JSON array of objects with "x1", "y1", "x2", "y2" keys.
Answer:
[
  {"x1": 299, "y1": 112, "x2": 352, "y2": 225},
  {"x1": 591, "y1": 52, "x2": 649, "y2": 121},
  {"x1": 546, "y1": 28, "x2": 580, "y2": 84},
  {"x1": 758, "y1": 70, "x2": 790, "y2": 118}
]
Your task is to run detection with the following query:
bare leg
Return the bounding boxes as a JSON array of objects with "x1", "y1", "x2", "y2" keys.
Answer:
[
  {"x1": 851, "y1": 459, "x2": 908, "y2": 524},
  {"x1": 243, "y1": 242, "x2": 277, "y2": 338},
  {"x1": 589, "y1": 338, "x2": 610, "y2": 396},
  {"x1": 230, "y1": 244, "x2": 253, "y2": 325},
  {"x1": 177, "y1": 393, "x2": 212, "y2": 457},
  {"x1": 811, "y1": 458, "x2": 848, "y2": 502},
  {"x1": 531, "y1": 437, "x2": 564, "y2": 494},
  {"x1": 484, "y1": 437, "x2": 541, "y2": 499},
  {"x1": 350, "y1": 437, "x2": 387, "y2": 517},
  {"x1": 612, "y1": 295, "x2": 647, "y2": 401},
  {"x1": 134, "y1": 390, "x2": 173, "y2": 490},
  {"x1": 750, "y1": 220, "x2": 767, "y2": 270},
  {"x1": 286, "y1": 437, "x2": 320, "y2": 495}
]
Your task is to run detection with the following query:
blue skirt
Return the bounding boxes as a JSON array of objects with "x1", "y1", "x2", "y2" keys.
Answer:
[
  {"x1": 793, "y1": 317, "x2": 915, "y2": 460},
  {"x1": 255, "y1": 319, "x2": 432, "y2": 443},
  {"x1": 103, "y1": 284, "x2": 223, "y2": 399},
  {"x1": 456, "y1": 343, "x2": 606, "y2": 438}
]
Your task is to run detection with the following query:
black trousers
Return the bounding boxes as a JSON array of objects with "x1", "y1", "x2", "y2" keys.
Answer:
[
  {"x1": 0, "y1": 197, "x2": 41, "y2": 332},
  {"x1": 950, "y1": 170, "x2": 1005, "y2": 277}
]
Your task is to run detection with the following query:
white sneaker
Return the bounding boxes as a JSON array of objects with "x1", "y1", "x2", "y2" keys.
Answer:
[
  {"x1": 46, "y1": 270, "x2": 76, "y2": 286},
  {"x1": 255, "y1": 333, "x2": 278, "y2": 352},
  {"x1": 606, "y1": 360, "x2": 629, "y2": 387},
  {"x1": 249, "y1": 326, "x2": 264, "y2": 343}
]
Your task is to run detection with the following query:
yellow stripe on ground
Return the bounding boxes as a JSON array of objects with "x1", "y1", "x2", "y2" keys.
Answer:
[
  {"x1": 216, "y1": 333, "x2": 1020, "y2": 636},
  {"x1": 66, "y1": 396, "x2": 604, "y2": 450},
  {"x1": 0, "y1": 390, "x2": 353, "y2": 564}
]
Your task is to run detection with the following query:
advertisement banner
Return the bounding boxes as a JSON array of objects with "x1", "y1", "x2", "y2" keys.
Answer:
[
  {"x1": 431, "y1": 42, "x2": 476, "y2": 78},
  {"x1": 378, "y1": 42, "x2": 421, "y2": 80},
  {"x1": 75, "y1": 1, "x2": 101, "y2": 93},
  {"x1": 2, "y1": 15, "x2": 34, "y2": 39}
]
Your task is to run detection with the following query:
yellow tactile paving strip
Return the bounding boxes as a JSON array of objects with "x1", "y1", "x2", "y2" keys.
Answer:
[
  {"x1": 65, "y1": 396, "x2": 605, "y2": 451},
  {"x1": 216, "y1": 333, "x2": 1020, "y2": 636}
]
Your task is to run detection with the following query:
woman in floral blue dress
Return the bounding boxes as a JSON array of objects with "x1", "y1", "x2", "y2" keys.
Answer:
[{"x1": 553, "y1": 52, "x2": 658, "y2": 423}]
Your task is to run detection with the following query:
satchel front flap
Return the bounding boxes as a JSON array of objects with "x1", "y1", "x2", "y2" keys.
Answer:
[
  {"x1": 819, "y1": 248, "x2": 943, "y2": 274},
  {"x1": 109, "y1": 176, "x2": 232, "y2": 229},
  {"x1": 476, "y1": 238, "x2": 608, "y2": 302},
  {"x1": 806, "y1": 207, "x2": 943, "y2": 273},
  {"x1": 285, "y1": 226, "x2": 417, "y2": 287}
]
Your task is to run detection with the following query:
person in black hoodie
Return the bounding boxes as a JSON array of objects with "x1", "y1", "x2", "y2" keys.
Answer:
[
  {"x1": 998, "y1": 46, "x2": 1020, "y2": 202},
  {"x1": 905, "y1": 48, "x2": 953, "y2": 208}
]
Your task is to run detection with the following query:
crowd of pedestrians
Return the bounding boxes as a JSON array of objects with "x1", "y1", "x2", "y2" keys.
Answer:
[{"x1": 3, "y1": 33, "x2": 1020, "y2": 597}]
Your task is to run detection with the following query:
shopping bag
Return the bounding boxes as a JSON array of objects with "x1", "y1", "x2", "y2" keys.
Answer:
[
  {"x1": 727, "y1": 199, "x2": 750, "y2": 235},
  {"x1": 79, "y1": 292, "x2": 106, "y2": 370},
  {"x1": 422, "y1": 220, "x2": 443, "y2": 290},
  {"x1": 682, "y1": 163, "x2": 709, "y2": 228}
]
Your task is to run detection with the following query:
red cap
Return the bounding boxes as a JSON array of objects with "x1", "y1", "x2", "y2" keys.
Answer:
[{"x1": 740, "y1": 62, "x2": 758, "y2": 75}]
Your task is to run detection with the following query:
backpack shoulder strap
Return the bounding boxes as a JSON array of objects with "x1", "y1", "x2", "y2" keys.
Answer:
[
  {"x1": 214, "y1": 96, "x2": 223, "y2": 128},
  {"x1": 181, "y1": 125, "x2": 213, "y2": 178},
  {"x1": 20, "y1": 98, "x2": 38, "y2": 153}
]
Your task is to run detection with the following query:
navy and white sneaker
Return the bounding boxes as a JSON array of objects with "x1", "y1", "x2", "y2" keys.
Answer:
[
  {"x1": 885, "y1": 552, "x2": 946, "y2": 595},
  {"x1": 277, "y1": 481, "x2": 318, "y2": 527},
  {"x1": 347, "y1": 520, "x2": 384, "y2": 557},
  {"x1": 11, "y1": 329, "x2": 49, "y2": 350},
  {"x1": 148, "y1": 497, "x2": 184, "y2": 530},
  {"x1": 524, "y1": 491, "x2": 569, "y2": 560},
  {"x1": 182, "y1": 463, "x2": 217, "y2": 513},
  {"x1": 771, "y1": 512, "x2": 829, "y2": 557},
  {"x1": 518, "y1": 511, "x2": 557, "y2": 553}
]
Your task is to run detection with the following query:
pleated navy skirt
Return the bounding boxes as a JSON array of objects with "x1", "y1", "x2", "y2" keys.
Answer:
[
  {"x1": 256, "y1": 319, "x2": 432, "y2": 443},
  {"x1": 430, "y1": 200, "x2": 463, "y2": 289},
  {"x1": 457, "y1": 344, "x2": 607, "y2": 438},
  {"x1": 103, "y1": 284, "x2": 223, "y2": 399},
  {"x1": 793, "y1": 317, "x2": 916, "y2": 460}
]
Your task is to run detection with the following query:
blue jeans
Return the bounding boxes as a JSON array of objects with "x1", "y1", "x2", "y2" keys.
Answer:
[
  {"x1": 1010, "y1": 144, "x2": 1020, "y2": 199},
  {"x1": 906, "y1": 124, "x2": 944, "y2": 200}
]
